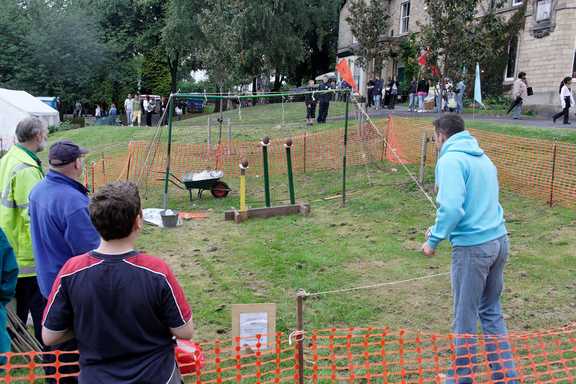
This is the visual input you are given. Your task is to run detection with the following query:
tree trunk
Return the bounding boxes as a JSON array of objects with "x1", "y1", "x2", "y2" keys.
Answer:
[
  {"x1": 252, "y1": 76, "x2": 257, "y2": 106},
  {"x1": 167, "y1": 53, "x2": 179, "y2": 94},
  {"x1": 273, "y1": 66, "x2": 282, "y2": 91}
]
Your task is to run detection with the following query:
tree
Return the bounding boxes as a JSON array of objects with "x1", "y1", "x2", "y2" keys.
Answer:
[
  {"x1": 241, "y1": 0, "x2": 311, "y2": 91},
  {"x1": 345, "y1": 0, "x2": 390, "y2": 84},
  {"x1": 418, "y1": 0, "x2": 525, "y2": 96},
  {"x1": 289, "y1": 0, "x2": 346, "y2": 85}
]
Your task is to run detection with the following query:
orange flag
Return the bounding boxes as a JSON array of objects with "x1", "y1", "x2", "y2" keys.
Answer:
[{"x1": 335, "y1": 59, "x2": 358, "y2": 92}]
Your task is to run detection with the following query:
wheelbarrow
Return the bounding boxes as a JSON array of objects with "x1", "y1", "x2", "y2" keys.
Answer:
[
  {"x1": 182, "y1": 170, "x2": 230, "y2": 201},
  {"x1": 160, "y1": 170, "x2": 231, "y2": 201}
]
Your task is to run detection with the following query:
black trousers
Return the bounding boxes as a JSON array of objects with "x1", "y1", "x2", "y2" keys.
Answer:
[
  {"x1": 317, "y1": 102, "x2": 330, "y2": 123},
  {"x1": 553, "y1": 97, "x2": 571, "y2": 123},
  {"x1": 15, "y1": 276, "x2": 44, "y2": 347},
  {"x1": 305, "y1": 102, "x2": 316, "y2": 119},
  {"x1": 146, "y1": 111, "x2": 153, "y2": 126},
  {"x1": 388, "y1": 93, "x2": 397, "y2": 109}
]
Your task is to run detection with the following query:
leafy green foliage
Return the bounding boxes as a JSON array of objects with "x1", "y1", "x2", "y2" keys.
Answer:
[
  {"x1": 345, "y1": 0, "x2": 390, "y2": 78},
  {"x1": 418, "y1": 0, "x2": 525, "y2": 96}
]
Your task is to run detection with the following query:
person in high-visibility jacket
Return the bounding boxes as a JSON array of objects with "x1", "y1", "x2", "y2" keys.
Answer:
[
  {"x1": 0, "y1": 228, "x2": 18, "y2": 363},
  {"x1": 0, "y1": 117, "x2": 48, "y2": 345}
]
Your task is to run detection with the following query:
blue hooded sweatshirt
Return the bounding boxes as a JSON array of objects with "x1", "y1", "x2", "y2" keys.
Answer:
[
  {"x1": 426, "y1": 131, "x2": 507, "y2": 250},
  {"x1": 29, "y1": 170, "x2": 101, "y2": 297}
]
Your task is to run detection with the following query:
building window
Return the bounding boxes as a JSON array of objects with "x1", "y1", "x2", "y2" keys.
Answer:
[
  {"x1": 400, "y1": 1, "x2": 410, "y2": 35},
  {"x1": 512, "y1": 0, "x2": 523, "y2": 6},
  {"x1": 536, "y1": 0, "x2": 551, "y2": 22},
  {"x1": 572, "y1": 50, "x2": 576, "y2": 76},
  {"x1": 505, "y1": 35, "x2": 519, "y2": 80}
]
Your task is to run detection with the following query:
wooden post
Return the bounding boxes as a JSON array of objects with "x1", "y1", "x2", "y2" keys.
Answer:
[
  {"x1": 227, "y1": 118, "x2": 232, "y2": 151},
  {"x1": 239, "y1": 159, "x2": 248, "y2": 213},
  {"x1": 418, "y1": 132, "x2": 429, "y2": 185},
  {"x1": 548, "y1": 139, "x2": 558, "y2": 207},
  {"x1": 296, "y1": 289, "x2": 306, "y2": 384},
  {"x1": 208, "y1": 117, "x2": 212, "y2": 147}
]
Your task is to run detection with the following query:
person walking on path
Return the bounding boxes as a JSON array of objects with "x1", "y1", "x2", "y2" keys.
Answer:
[
  {"x1": 317, "y1": 80, "x2": 332, "y2": 124},
  {"x1": 416, "y1": 79, "x2": 429, "y2": 112},
  {"x1": 29, "y1": 140, "x2": 100, "y2": 382},
  {"x1": 124, "y1": 94, "x2": 134, "y2": 127},
  {"x1": 132, "y1": 95, "x2": 142, "y2": 127},
  {"x1": 422, "y1": 114, "x2": 519, "y2": 384},
  {"x1": 408, "y1": 79, "x2": 418, "y2": 112},
  {"x1": 144, "y1": 96, "x2": 155, "y2": 127},
  {"x1": 387, "y1": 78, "x2": 398, "y2": 110},
  {"x1": 455, "y1": 79, "x2": 466, "y2": 114},
  {"x1": 42, "y1": 181, "x2": 194, "y2": 384},
  {"x1": 304, "y1": 80, "x2": 317, "y2": 126},
  {"x1": 552, "y1": 77, "x2": 574, "y2": 125},
  {"x1": 0, "y1": 117, "x2": 47, "y2": 346},
  {"x1": 0, "y1": 229, "x2": 18, "y2": 363},
  {"x1": 510, "y1": 72, "x2": 528, "y2": 119}
]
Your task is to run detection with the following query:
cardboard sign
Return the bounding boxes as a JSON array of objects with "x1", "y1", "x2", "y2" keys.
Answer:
[{"x1": 231, "y1": 303, "x2": 276, "y2": 351}]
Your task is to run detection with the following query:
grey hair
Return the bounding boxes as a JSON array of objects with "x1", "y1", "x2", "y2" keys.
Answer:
[{"x1": 15, "y1": 117, "x2": 47, "y2": 143}]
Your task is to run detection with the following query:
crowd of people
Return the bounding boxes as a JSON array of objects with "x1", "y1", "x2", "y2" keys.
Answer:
[
  {"x1": 303, "y1": 78, "x2": 339, "y2": 126},
  {"x1": 0, "y1": 117, "x2": 193, "y2": 383}
]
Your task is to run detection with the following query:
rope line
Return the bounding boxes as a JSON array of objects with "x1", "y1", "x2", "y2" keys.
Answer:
[
  {"x1": 352, "y1": 98, "x2": 437, "y2": 210},
  {"x1": 303, "y1": 271, "x2": 450, "y2": 298}
]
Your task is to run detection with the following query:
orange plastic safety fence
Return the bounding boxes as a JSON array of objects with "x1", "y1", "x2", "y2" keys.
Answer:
[
  {"x1": 388, "y1": 117, "x2": 576, "y2": 208},
  {"x1": 88, "y1": 116, "x2": 576, "y2": 208},
  {"x1": 3, "y1": 326, "x2": 576, "y2": 383}
]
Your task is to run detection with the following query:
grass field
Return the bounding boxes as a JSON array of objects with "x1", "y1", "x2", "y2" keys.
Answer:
[{"x1": 46, "y1": 103, "x2": 576, "y2": 342}]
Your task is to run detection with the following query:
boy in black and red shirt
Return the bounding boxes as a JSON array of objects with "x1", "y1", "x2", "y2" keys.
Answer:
[{"x1": 42, "y1": 182, "x2": 193, "y2": 383}]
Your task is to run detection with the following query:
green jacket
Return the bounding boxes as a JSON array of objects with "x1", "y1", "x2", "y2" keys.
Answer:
[{"x1": 0, "y1": 145, "x2": 44, "y2": 277}]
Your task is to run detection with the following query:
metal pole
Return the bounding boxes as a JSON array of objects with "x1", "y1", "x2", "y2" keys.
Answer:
[
  {"x1": 303, "y1": 131, "x2": 307, "y2": 174},
  {"x1": 296, "y1": 289, "x2": 306, "y2": 384},
  {"x1": 162, "y1": 95, "x2": 175, "y2": 210},
  {"x1": 341, "y1": 91, "x2": 350, "y2": 207},
  {"x1": 285, "y1": 139, "x2": 295, "y2": 205},
  {"x1": 261, "y1": 137, "x2": 271, "y2": 207},
  {"x1": 418, "y1": 132, "x2": 429, "y2": 185},
  {"x1": 548, "y1": 139, "x2": 558, "y2": 207}
]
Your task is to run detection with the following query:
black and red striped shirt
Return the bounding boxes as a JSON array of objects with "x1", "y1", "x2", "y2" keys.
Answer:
[{"x1": 43, "y1": 251, "x2": 192, "y2": 384}]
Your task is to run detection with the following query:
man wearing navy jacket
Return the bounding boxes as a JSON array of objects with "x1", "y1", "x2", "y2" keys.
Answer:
[{"x1": 29, "y1": 140, "x2": 100, "y2": 383}]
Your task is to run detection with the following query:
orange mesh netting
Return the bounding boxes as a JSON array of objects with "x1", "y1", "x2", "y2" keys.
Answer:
[
  {"x1": 88, "y1": 116, "x2": 576, "y2": 208},
  {"x1": 2, "y1": 325, "x2": 576, "y2": 383}
]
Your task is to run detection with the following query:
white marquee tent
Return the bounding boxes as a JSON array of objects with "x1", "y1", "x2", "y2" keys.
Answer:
[{"x1": 0, "y1": 88, "x2": 59, "y2": 149}]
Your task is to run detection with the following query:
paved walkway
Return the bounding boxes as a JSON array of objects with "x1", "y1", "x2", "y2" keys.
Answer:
[{"x1": 363, "y1": 105, "x2": 576, "y2": 130}]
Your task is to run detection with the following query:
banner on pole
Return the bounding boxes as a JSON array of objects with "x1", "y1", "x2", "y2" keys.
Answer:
[{"x1": 336, "y1": 59, "x2": 358, "y2": 92}]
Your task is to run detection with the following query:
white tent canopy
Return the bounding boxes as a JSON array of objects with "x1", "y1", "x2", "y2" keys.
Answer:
[{"x1": 0, "y1": 88, "x2": 59, "y2": 149}]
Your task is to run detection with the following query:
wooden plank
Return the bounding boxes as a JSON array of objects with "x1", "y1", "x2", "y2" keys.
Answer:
[{"x1": 225, "y1": 204, "x2": 311, "y2": 222}]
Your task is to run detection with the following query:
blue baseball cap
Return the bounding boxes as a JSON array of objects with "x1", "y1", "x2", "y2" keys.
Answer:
[{"x1": 48, "y1": 140, "x2": 89, "y2": 166}]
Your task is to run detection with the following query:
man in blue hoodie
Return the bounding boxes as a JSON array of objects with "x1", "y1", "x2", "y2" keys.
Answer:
[
  {"x1": 29, "y1": 140, "x2": 101, "y2": 382},
  {"x1": 421, "y1": 114, "x2": 518, "y2": 384}
]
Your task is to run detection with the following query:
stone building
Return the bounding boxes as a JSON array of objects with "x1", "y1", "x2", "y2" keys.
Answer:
[{"x1": 337, "y1": 0, "x2": 576, "y2": 110}]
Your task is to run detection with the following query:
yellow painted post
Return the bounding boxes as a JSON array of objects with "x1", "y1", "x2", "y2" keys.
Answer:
[{"x1": 239, "y1": 159, "x2": 249, "y2": 212}]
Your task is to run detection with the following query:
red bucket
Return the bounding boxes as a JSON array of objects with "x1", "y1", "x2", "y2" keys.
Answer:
[{"x1": 175, "y1": 340, "x2": 205, "y2": 375}]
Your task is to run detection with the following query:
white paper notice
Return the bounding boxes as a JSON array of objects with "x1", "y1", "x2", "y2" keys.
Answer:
[{"x1": 239, "y1": 312, "x2": 268, "y2": 349}]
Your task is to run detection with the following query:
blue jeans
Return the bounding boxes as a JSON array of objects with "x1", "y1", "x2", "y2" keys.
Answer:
[
  {"x1": 374, "y1": 95, "x2": 381, "y2": 109},
  {"x1": 447, "y1": 236, "x2": 519, "y2": 384},
  {"x1": 456, "y1": 95, "x2": 464, "y2": 113},
  {"x1": 408, "y1": 93, "x2": 416, "y2": 111},
  {"x1": 511, "y1": 101, "x2": 522, "y2": 119},
  {"x1": 418, "y1": 95, "x2": 425, "y2": 111},
  {"x1": 435, "y1": 94, "x2": 442, "y2": 112}
]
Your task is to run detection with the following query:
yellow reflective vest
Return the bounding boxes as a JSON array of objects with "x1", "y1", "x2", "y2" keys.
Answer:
[{"x1": 0, "y1": 145, "x2": 44, "y2": 277}]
